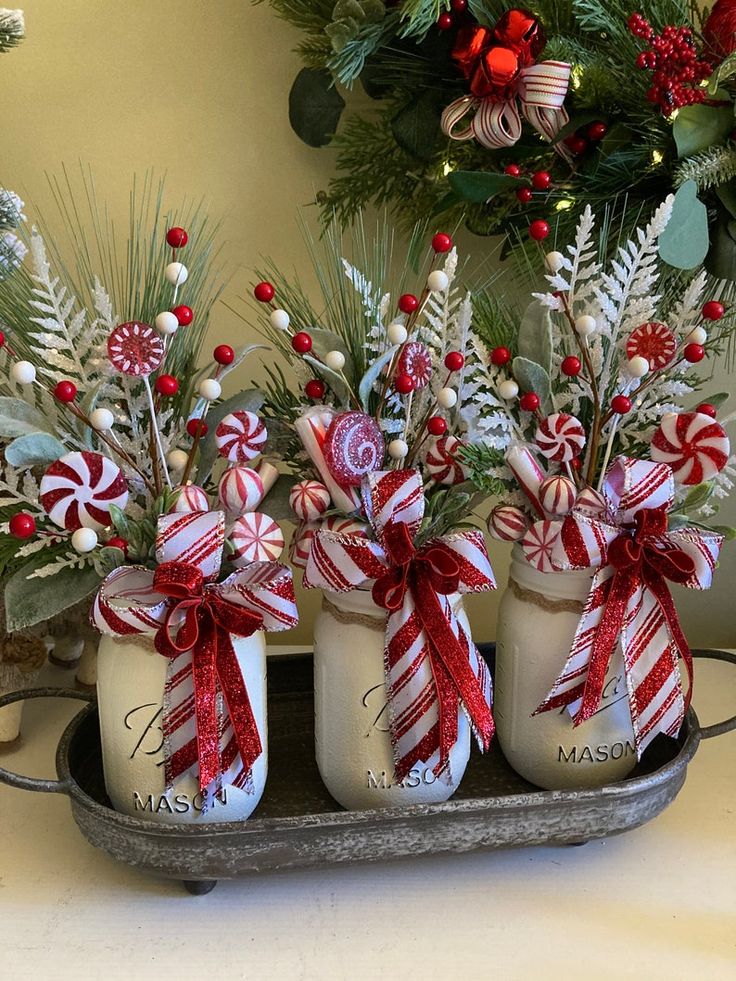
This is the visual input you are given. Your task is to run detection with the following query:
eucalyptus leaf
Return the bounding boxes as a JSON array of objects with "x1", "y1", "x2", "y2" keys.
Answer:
[
  {"x1": 4, "y1": 432, "x2": 66, "y2": 468},
  {"x1": 288, "y1": 68, "x2": 345, "y2": 148},
  {"x1": 358, "y1": 345, "x2": 399, "y2": 410},
  {"x1": 705, "y1": 210, "x2": 736, "y2": 280},
  {"x1": 711, "y1": 524, "x2": 736, "y2": 540},
  {"x1": 5, "y1": 559, "x2": 103, "y2": 632},
  {"x1": 681, "y1": 482, "x2": 714, "y2": 512},
  {"x1": 516, "y1": 301, "x2": 553, "y2": 376},
  {"x1": 673, "y1": 104, "x2": 733, "y2": 158},
  {"x1": 659, "y1": 180, "x2": 709, "y2": 270},
  {"x1": 310, "y1": 327, "x2": 353, "y2": 372},
  {"x1": 98, "y1": 546, "x2": 126, "y2": 576},
  {"x1": 447, "y1": 170, "x2": 523, "y2": 203},
  {"x1": 701, "y1": 392, "x2": 729, "y2": 409},
  {"x1": 212, "y1": 344, "x2": 270, "y2": 386},
  {"x1": 108, "y1": 503, "x2": 132, "y2": 540},
  {"x1": 0, "y1": 397, "x2": 51, "y2": 438},
  {"x1": 257, "y1": 474, "x2": 299, "y2": 523},
  {"x1": 511, "y1": 357, "x2": 552, "y2": 414},
  {"x1": 304, "y1": 354, "x2": 351, "y2": 406},
  {"x1": 76, "y1": 381, "x2": 104, "y2": 447},
  {"x1": 391, "y1": 93, "x2": 441, "y2": 162},
  {"x1": 196, "y1": 388, "x2": 265, "y2": 482}
]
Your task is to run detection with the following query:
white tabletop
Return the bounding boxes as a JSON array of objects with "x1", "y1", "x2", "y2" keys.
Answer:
[{"x1": 0, "y1": 655, "x2": 734, "y2": 981}]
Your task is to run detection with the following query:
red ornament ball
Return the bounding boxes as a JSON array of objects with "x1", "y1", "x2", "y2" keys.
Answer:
[
  {"x1": 611, "y1": 395, "x2": 632, "y2": 414},
  {"x1": 520, "y1": 392, "x2": 540, "y2": 412},
  {"x1": 444, "y1": 351, "x2": 465, "y2": 372},
  {"x1": 702, "y1": 300, "x2": 725, "y2": 321},
  {"x1": 213, "y1": 344, "x2": 235, "y2": 365},
  {"x1": 291, "y1": 331, "x2": 313, "y2": 354},
  {"x1": 529, "y1": 220, "x2": 550, "y2": 241},
  {"x1": 437, "y1": 11, "x2": 453, "y2": 29},
  {"x1": 516, "y1": 187, "x2": 533, "y2": 204},
  {"x1": 561, "y1": 355, "x2": 582, "y2": 376},
  {"x1": 565, "y1": 135, "x2": 587, "y2": 155},
  {"x1": 54, "y1": 380, "x2": 77, "y2": 403},
  {"x1": 254, "y1": 281, "x2": 275, "y2": 303},
  {"x1": 697, "y1": 402, "x2": 717, "y2": 418},
  {"x1": 398, "y1": 293, "x2": 419, "y2": 314},
  {"x1": 154, "y1": 374, "x2": 179, "y2": 396},
  {"x1": 684, "y1": 343, "x2": 705, "y2": 363},
  {"x1": 432, "y1": 232, "x2": 453, "y2": 253},
  {"x1": 504, "y1": 163, "x2": 522, "y2": 177},
  {"x1": 9, "y1": 512, "x2": 36, "y2": 539},
  {"x1": 107, "y1": 536, "x2": 129, "y2": 555},
  {"x1": 186, "y1": 418, "x2": 208, "y2": 438},
  {"x1": 531, "y1": 171, "x2": 552, "y2": 191},
  {"x1": 450, "y1": 0, "x2": 467, "y2": 10},
  {"x1": 166, "y1": 227, "x2": 188, "y2": 249},
  {"x1": 427, "y1": 416, "x2": 448, "y2": 437},
  {"x1": 305, "y1": 378, "x2": 326, "y2": 400},
  {"x1": 172, "y1": 305, "x2": 193, "y2": 326},
  {"x1": 491, "y1": 346, "x2": 511, "y2": 366},
  {"x1": 394, "y1": 372, "x2": 415, "y2": 395},
  {"x1": 587, "y1": 121, "x2": 608, "y2": 141}
]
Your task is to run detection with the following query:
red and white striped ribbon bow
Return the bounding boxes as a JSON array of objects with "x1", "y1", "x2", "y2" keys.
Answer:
[
  {"x1": 441, "y1": 60, "x2": 571, "y2": 152},
  {"x1": 303, "y1": 468, "x2": 496, "y2": 783},
  {"x1": 92, "y1": 511, "x2": 298, "y2": 797},
  {"x1": 535, "y1": 457, "x2": 722, "y2": 755}
]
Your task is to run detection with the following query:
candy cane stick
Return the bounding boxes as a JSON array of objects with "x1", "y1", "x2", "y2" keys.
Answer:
[
  {"x1": 505, "y1": 443, "x2": 546, "y2": 517},
  {"x1": 142, "y1": 376, "x2": 172, "y2": 489}
]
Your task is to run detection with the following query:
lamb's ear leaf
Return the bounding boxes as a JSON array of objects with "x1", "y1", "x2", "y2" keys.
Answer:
[
  {"x1": 511, "y1": 356, "x2": 552, "y2": 415},
  {"x1": 516, "y1": 300, "x2": 553, "y2": 376},
  {"x1": 5, "y1": 559, "x2": 103, "y2": 632},
  {"x1": 0, "y1": 397, "x2": 51, "y2": 437},
  {"x1": 4, "y1": 432, "x2": 66, "y2": 468}
]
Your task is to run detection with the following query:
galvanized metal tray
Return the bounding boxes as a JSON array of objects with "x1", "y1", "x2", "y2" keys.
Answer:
[{"x1": 1, "y1": 647, "x2": 734, "y2": 895}]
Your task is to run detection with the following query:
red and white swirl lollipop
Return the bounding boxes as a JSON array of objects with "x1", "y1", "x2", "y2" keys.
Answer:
[
  {"x1": 520, "y1": 519, "x2": 562, "y2": 573},
  {"x1": 172, "y1": 485, "x2": 210, "y2": 513},
  {"x1": 650, "y1": 411, "x2": 730, "y2": 485},
  {"x1": 539, "y1": 475, "x2": 577, "y2": 516},
  {"x1": 229, "y1": 512, "x2": 284, "y2": 565},
  {"x1": 487, "y1": 505, "x2": 529, "y2": 542},
  {"x1": 107, "y1": 322, "x2": 164, "y2": 377},
  {"x1": 289, "y1": 480, "x2": 331, "y2": 522},
  {"x1": 215, "y1": 411, "x2": 267, "y2": 464},
  {"x1": 40, "y1": 451, "x2": 129, "y2": 531},
  {"x1": 426, "y1": 435, "x2": 468, "y2": 485},
  {"x1": 626, "y1": 321, "x2": 677, "y2": 370},
  {"x1": 397, "y1": 342, "x2": 432, "y2": 390},
  {"x1": 218, "y1": 466, "x2": 264, "y2": 514},
  {"x1": 535, "y1": 413, "x2": 586, "y2": 463},
  {"x1": 324, "y1": 411, "x2": 384, "y2": 487}
]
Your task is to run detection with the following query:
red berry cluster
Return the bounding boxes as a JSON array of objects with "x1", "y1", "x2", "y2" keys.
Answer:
[
  {"x1": 628, "y1": 13, "x2": 712, "y2": 115},
  {"x1": 563, "y1": 120, "x2": 608, "y2": 157}
]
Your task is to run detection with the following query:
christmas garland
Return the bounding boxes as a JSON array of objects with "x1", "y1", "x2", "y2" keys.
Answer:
[{"x1": 268, "y1": 0, "x2": 736, "y2": 279}]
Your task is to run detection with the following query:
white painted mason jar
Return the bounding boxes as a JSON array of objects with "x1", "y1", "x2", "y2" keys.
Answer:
[
  {"x1": 314, "y1": 588, "x2": 470, "y2": 810},
  {"x1": 494, "y1": 547, "x2": 636, "y2": 790},
  {"x1": 96, "y1": 633, "x2": 268, "y2": 824}
]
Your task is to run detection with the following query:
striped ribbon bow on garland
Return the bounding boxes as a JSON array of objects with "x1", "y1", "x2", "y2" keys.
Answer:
[
  {"x1": 535, "y1": 457, "x2": 722, "y2": 755},
  {"x1": 440, "y1": 10, "x2": 570, "y2": 153},
  {"x1": 93, "y1": 511, "x2": 298, "y2": 798},
  {"x1": 304, "y1": 468, "x2": 496, "y2": 783}
]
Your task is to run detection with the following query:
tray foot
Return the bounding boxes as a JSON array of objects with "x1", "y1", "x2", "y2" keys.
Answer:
[{"x1": 183, "y1": 879, "x2": 217, "y2": 896}]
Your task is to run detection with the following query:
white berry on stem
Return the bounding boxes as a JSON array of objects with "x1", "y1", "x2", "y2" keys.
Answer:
[
  {"x1": 72, "y1": 527, "x2": 98, "y2": 554},
  {"x1": 387, "y1": 322, "x2": 408, "y2": 345},
  {"x1": 155, "y1": 311, "x2": 179, "y2": 335},
  {"x1": 388, "y1": 438, "x2": 409, "y2": 460},
  {"x1": 575, "y1": 314, "x2": 597, "y2": 338},
  {"x1": 686, "y1": 326, "x2": 707, "y2": 345},
  {"x1": 90, "y1": 408, "x2": 114, "y2": 431},
  {"x1": 198, "y1": 378, "x2": 222, "y2": 401},
  {"x1": 498, "y1": 379, "x2": 519, "y2": 400},
  {"x1": 165, "y1": 262, "x2": 188, "y2": 286},
  {"x1": 627, "y1": 355, "x2": 649, "y2": 378},
  {"x1": 270, "y1": 309, "x2": 290, "y2": 331},
  {"x1": 427, "y1": 269, "x2": 449, "y2": 293},
  {"x1": 11, "y1": 361, "x2": 36, "y2": 385},
  {"x1": 545, "y1": 251, "x2": 565, "y2": 274},
  {"x1": 167, "y1": 449, "x2": 189, "y2": 471},
  {"x1": 437, "y1": 387, "x2": 457, "y2": 409},
  {"x1": 325, "y1": 350, "x2": 346, "y2": 372}
]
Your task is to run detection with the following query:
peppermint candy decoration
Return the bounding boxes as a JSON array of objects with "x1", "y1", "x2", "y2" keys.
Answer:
[
  {"x1": 289, "y1": 480, "x2": 331, "y2": 522},
  {"x1": 397, "y1": 342, "x2": 432, "y2": 390},
  {"x1": 487, "y1": 505, "x2": 529, "y2": 542},
  {"x1": 107, "y1": 321, "x2": 164, "y2": 377},
  {"x1": 172, "y1": 485, "x2": 210, "y2": 513},
  {"x1": 289, "y1": 515, "x2": 370, "y2": 569},
  {"x1": 520, "y1": 519, "x2": 561, "y2": 573},
  {"x1": 324, "y1": 411, "x2": 384, "y2": 487},
  {"x1": 535, "y1": 413, "x2": 586, "y2": 463},
  {"x1": 650, "y1": 411, "x2": 730, "y2": 485},
  {"x1": 539, "y1": 475, "x2": 577, "y2": 516},
  {"x1": 40, "y1": 451, "x2": 129, "y2": 531},
  {"x1": 215, "y1": 411, "x2": 267, "y2": 464},
  {"x1": 575, "y1": 486, "x2": 608, "y2": 517},
  {"x1": 426, "y1": 435, "x2": 468, "y2": 485},
  {"x1": 218, "y1": 466, "x2": 264, "y2": 514},
  {"x1": 626, "y1": 321, "x2": 677, "y2": 370},
  {"x1": 229, "y1": 512, "x2": 284, "y2": 565}
]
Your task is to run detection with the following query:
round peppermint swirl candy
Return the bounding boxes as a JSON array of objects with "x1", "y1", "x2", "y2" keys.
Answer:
[
  {"x1": 426, "y1": 435, "x2": 468, "y2": 485},
  {"x1": 215, "y1": 410, "x2": 267, "y2": 464},
  {"x1": 650, "y1": 411, "x2": 730, "y2": 485},
  {"x1": 539, "y1": 475, "x2": 577, "y2": 516},
  {"x1": 626, "y1": 321, "x2": 677, "y2": 370},
  {"x1": 289, "y1": 480, "x2": 331, "y2": 522},
  {"x1": 397, "y1": 342, "x2": 433, "y2": 390},
  {"x1": 520, "y1": 519, "x2": 562, "y2": 573},
  {"x1": 535, "y1": 413, "x2": 586, "y2": 463},
  {"x1": 40, "y1": 451, "x2": 129, "y2": 531},
  {"x1": 107, "y1": 321, "x2": 164, "y2": 377},
  {"x1": 324, "y1": 411, "x2": 384, "y2": 487},
  {"x1": 487, "y1": 505, "x2": 529, "y2": 542},
  {"x1": 229, "y1": 512, "x2": 284, "y2": 565},
  {"x1": 289, "y1": 515, "x2": 370, "y2": 569},
  {"x1": 218, "y1": 466, "x2": 264, "y2": 515},
  {"x1": 172, "y1": 485, "x2": 210, "y2": 513}
]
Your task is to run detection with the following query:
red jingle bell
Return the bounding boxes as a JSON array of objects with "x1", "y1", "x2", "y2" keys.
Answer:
[{"x1": 493, "y1": 9, "x2": 546, "y2": 61}]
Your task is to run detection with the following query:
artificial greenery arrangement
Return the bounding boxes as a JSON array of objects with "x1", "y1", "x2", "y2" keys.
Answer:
[{"x1": 267, "y1": 0, "x2": 736, "y2": 278}]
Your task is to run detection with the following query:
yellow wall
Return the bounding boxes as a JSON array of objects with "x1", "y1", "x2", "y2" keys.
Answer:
[{"x1": 2, "y1": 1, "x2": 735, "y2": 647}]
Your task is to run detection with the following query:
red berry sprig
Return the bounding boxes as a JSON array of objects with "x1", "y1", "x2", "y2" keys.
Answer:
[
  {"x1": 53, "y1": 380, "x2": 77, "y2": 403},
  {"x1": 166, "y1": 227, "x2": 188, "y2": 249},
  {"x1": 154, "y1": 374, "x2": 179, "y2": 397},
  {"x1": 629, "y1": 13, "x2": 712, "y2": 115},
  {"x1": 305, "y1": 379, "x2": 326, "y2": 400},
  {"x1": 213, "y1": 344, "x2": 235, "y2": 365},
  {"x1": 9, "y1": 512, "x2": 36, "y2": 539},
  {"x1": 186, "y1": 418, "x2": 208, "y2": 438},
  {"x1": 431, "y1": 232, "x2": 453, "y2": 253},
  {"x1": 172, "y1": 305, "x2": 193, "y2": 326}
]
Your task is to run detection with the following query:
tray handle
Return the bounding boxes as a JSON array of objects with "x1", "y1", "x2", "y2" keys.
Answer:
[
  {"x1": 693, "y1": 649, "x2": 736, "y2": 739},
  {"x1": 0, "y1": 688, "x2": 95, "y2": 794}
]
